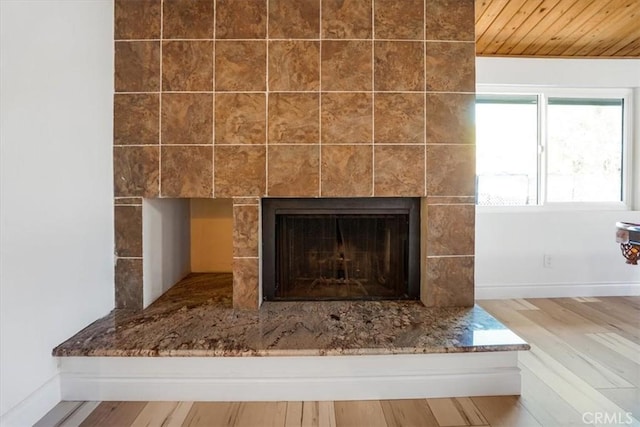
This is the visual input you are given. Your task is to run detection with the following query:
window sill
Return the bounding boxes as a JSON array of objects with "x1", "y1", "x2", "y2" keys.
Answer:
[{"x1": 476, "y1": 201, "x2": 631, "y2": 214}]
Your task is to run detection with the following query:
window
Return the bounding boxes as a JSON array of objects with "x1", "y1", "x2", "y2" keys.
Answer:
[
  {"x1": 546, "y1": 98, "x2": 623, "y2": 203},
  {"x1": 476, "y1": 89, "x2": 629, "y2": 207},
  {"x1": 476, "y1": 95, "x2": 538, "y2": 205}
]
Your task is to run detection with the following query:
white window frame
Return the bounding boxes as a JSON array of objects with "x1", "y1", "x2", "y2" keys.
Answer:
[{"x1": 476, "y1": 85, "x2": 634, "y2": 212}]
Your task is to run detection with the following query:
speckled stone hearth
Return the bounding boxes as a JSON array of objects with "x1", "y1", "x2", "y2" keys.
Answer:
[{"x1": 53, "y1": 273, "x2": 528, "y2": 357}]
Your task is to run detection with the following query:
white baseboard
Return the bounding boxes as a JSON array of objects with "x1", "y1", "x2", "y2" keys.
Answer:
[
  {"x1": 0, "y1": 374, "x2": 60, "y2": 427},
  {"x1": 476, "y1": 282, "x2": 640, "y2": 300},
  {"x1": 59, "y1": 352, "x2": 522, "y2": 401}
]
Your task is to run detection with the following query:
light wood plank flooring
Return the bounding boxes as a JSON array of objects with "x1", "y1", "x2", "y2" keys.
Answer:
[{"x1": 36, "y1": 297, "x2": 640, "y2": 427}]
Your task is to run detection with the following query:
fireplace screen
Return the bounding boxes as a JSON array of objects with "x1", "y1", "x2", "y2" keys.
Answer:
[{"x1": 262, "y1": 198, "x2": 420, "y2": 301}]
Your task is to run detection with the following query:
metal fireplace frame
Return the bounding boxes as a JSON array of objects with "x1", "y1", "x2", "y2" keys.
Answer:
[{"x1": 261, "y1": 197, "x2": 421, "y2": 301}]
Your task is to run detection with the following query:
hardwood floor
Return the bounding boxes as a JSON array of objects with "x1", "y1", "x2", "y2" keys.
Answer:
[{"x1": 36, "y1": 297, "x2": 639, "y2": 427}]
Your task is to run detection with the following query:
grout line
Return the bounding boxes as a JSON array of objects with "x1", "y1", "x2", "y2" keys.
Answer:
[
  {"x1": 371, "y1": 0, "x2": 376, "y2": 197},
  {"x1": 235, "y1": 143, "x2": 419, "y2": 146},
  {"x1": 114, "y1": 144, "x2": 212, "y2": 147},
  {"x1": 123, "y1": 142, "x2": 467, "y2": 148},
  {"x1": 212, "y1": 0, "x2": 216, "y2": 198},
  {"x1": 425, "y1": 142, "x2": 476, "y2": 146},
  {"x1": 425, "y1": 90, "x2": 476, "y2": 94},
  {"x1": 114, "y1": 90, "x2": 474, "y2": 95},
  {"x1": 318, "y1": 0, "x2": 322, "y2": 197},
  {"x1": 426, "y1": 203, "x2": 476, "y2": 206},
  {"x1": 157, "y1": 0, "x2": 164, "y2": 199},
  {"x1": 423, "y1": 1, "x2": 428, "y2": 198},
  {"x1": 113, "y1": 143, "x2": 440, "y2": 147},
  {"x1": 265, "y1": 0, "x2": 270, "y2": 197},
  {"x1": 425, "y1": 255, "x2": 475, "y2": 258},
  {"x1": 115, "y1": 38, "x2": 473, "y2": 43},
  {"x1": 115, "y1": 91, "x2": 163, "y2": 95},
  {"x1": 427, "y1": 195, "x2": 477, "y2": 198}
]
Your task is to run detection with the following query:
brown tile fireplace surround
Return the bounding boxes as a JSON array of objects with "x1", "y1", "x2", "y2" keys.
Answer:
[{"x1": 113, "y1": 0, "x2": 476, "y2": 311}]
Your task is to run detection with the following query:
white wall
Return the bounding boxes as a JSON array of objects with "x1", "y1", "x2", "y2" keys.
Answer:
[
  {"x1": 143, "y1": 199, "x2": 191, "y2": 308},
  {"x1": 0, "y1": 1, "x2": 113, "y2": 425},
  {"x1": 475, "y1": 58, "x2": 640, "y2": 298},
  {"x1": 476, "y1": 57, "x2": 640, "y2": 88}
]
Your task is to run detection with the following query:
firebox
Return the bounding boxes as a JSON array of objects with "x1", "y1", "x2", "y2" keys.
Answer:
[{"x1": 262, "y1": 198, "x2": 420, "y2": 301}]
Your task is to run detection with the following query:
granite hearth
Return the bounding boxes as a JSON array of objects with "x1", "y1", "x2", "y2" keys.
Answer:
[
  {"x1": 53, "y1": 273, "x2": 528, "y2": 357},
  {"x1": 53, "y1": 273, "x2": 528, "y2": 400}
]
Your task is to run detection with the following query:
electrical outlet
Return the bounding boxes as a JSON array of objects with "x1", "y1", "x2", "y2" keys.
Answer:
[{"x1": 543, "y1": 254, "x2": 553, "y2": 268}]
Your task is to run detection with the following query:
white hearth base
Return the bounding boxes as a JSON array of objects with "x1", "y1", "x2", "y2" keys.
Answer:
[{"x1": 58, "y1": 351, "x2": 522, "y2": 401}]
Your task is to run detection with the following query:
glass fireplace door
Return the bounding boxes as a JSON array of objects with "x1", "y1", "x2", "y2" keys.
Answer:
[
  {"x1": 262, "y1": 197, "x2": 420, "y2": 302},
  {"x1": 275, "y1": 214, "x2": 409, "y2": 300}
]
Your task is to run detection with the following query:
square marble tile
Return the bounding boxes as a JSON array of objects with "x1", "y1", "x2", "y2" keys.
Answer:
[
  {"x1": 426, "y1": 144, "x2": 475, "y2": 196},
  {"x1": 425, "y1": 93, "x2": 475, "y2": 144},
  {"x1": 374, "y1": 145, "x2": 425, "y2": 196},
  {"x1": 215, "y1": 41, "x2": 266, "y2": 91},
  {"x1": 113, "y1": 146, "x2": 159, "y2": 197},
  {"x1": 374, "y1": 0, "x2": 424, "y2": 40},
  {"x1": 321, "y1": 145, "x2": 372, "y2": 196},
  {"x1": 161, "y1": 93, "x2": 213, "y2": 145},
  {"x1": 269, "y1": 0, "x2": 320, "y2": 39},
  {"x1": 423, "y1": 256, "x2": 474, "y2": 307},
  {"x1": 162, "y1": 41, "x2": 213, "y2": 91},
  {"x1": 321, "y1": 0, "x2": 372, "y2": 39},
  {"x1": 426, "y1": 204, "x2": 475, "y2": 256},
  {"x1": 374, "y1": 93, "x2": 424, "y2": 144},
  {"x1": 321, "y1": 40, "x2": 372, "y2": 91},
  {"x1": 214, "y1": 146, "x2": 266, "y2": 197},
  {"x1": 115, "y1": 41, "x2": 160, "y2": 92},
  {"x1": 374, "y1": 41, "x2": 424, "y2": 91},
  {"x1": 216, "y1": 0, "x2": 267, "y2": 39},
  {"x1": 114, "y1": 0, "x2": 160, "y2": 40},
  {"x1": 321, "y1": 92, "x2": 372, "y2": 144},
  {"x1": 161, "y1": 146, "x2": 213, "y2": 198},
  {"x1": 269, "y1": 41, "x2": 320, "y2": 91},
  {"x1": 163, "y1": 0, "x2": 214, "y2": 39},
  {"x1": 215, "y1": 93, "x2": 266, "y2": 145},
  {"x1": 114, "y1": 94, "x2": 159, "y2": 146},
  {"x1": 426, "y1": 0, "x2": 475, "y2": 41},
  {"x1": 268, "y1": 93, "x2": 319, "y2": 144},
  {"x1": 426, "y1": 42, "x2": 475, "y2": 92},
  {"x1": 268, "y1": 145, "x2": 319, "y2": 196}
]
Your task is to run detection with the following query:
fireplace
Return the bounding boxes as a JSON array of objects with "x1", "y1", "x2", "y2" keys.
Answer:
[
  {"x1": 111, "y1": 0, "x2": 477, "y2": 310},
  {"x1": 262, "y1": 198, "x2": 420, "y2": 301}
]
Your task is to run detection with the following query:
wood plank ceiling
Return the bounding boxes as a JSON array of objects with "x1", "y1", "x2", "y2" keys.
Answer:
[{"x1": 476, "y1": 0, "x2": 640, "y2": 57}]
